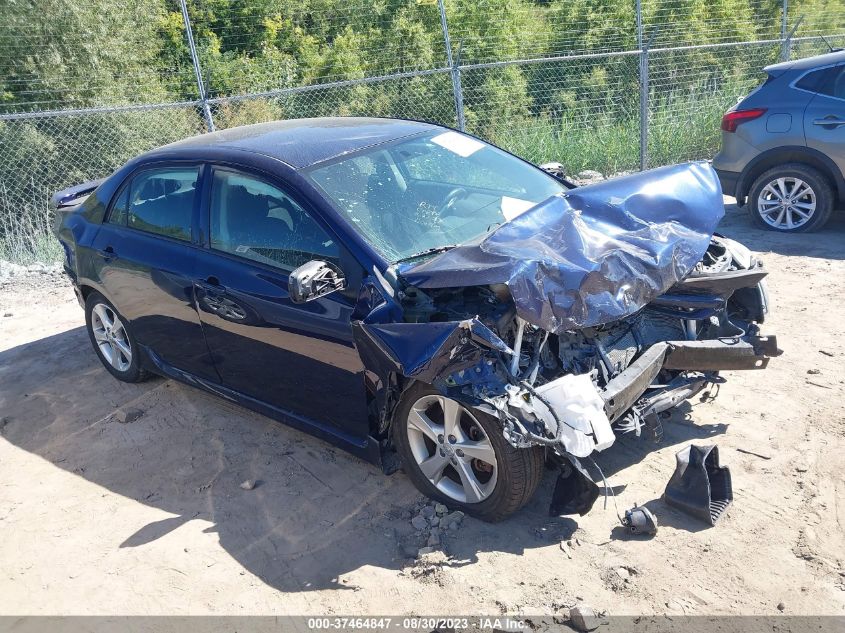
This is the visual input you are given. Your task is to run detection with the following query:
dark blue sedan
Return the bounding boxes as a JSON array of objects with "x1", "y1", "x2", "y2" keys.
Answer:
[{"x1": 54, "y1": 118, "x2": 779, "y2": 520}]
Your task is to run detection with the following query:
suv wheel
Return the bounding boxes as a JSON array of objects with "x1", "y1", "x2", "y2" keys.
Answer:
[
  {"x1": 84, "y1": 291, "x2": 149, "y2": 383},
  {"x1": 392, "y1": 382, "x2": 544, "y2": 522},
  {"x1": 747, "y1": 163, "x2": 834, "y2": 232}
]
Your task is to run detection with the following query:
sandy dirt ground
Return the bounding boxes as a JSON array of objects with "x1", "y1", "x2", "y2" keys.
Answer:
[{"x1": 1, "y1": 203, "x2": 844, "y2": 617}]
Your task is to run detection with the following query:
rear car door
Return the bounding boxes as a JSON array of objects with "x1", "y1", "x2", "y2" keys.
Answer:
[
  {"x1": 89, "y1": 164, "x2": 219, "y2": 381},
  {"x1": 192, "y1": 166, "x2": 369, "y2": 439},
  {"x1": 802, "y1": 63, "x2": 845, "y2": 177}
]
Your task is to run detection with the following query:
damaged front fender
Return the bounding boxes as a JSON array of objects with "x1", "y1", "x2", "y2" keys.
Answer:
[
  {"x1": 351, "y1": 317, "x2": 511, "y2": 388},
  {"x1": 352, "y1": 317, "x2": 515, "y2": 435},
  {"x1": 352, "y1": 317, "x2": 616, "y2": 461}
]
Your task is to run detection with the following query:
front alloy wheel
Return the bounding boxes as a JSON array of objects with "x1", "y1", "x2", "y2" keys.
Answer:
[
  {"x1": 393, "y1": 383, "x2": 544, "y2": 521},
  {"x1": 91, "y1": 303, "x2": 132, "y2": 372},
  {"x1": 406, "y1": 394, "x2": 498, "y2": 504}
]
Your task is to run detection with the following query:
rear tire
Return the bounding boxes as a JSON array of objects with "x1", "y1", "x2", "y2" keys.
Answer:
[
  {"x1": 84, "y1": 291, "x2": 149, "y2": 383},
  {"x1": 392, "y1": 382, "x2": 544, "y2": 522},
  {"x1": 747, "y1": 163, "x2": 834, "y2": 232}
]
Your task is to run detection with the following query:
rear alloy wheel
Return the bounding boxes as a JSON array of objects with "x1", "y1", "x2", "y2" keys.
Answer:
[
  {"x1": 748, "y1": 164, "x2": 834, "y2": 232},
  {"x1": 393, "y1": 383, "x2": 544, "y2": 521},
  {"x1": 91, "y1": 303, "x2": 132, "y2": 372},
  {"x1": 84, "y1": 292, "x2": 148, "y2": 383}
]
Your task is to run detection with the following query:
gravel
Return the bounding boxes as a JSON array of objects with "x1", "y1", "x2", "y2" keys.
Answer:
[
  {"x1": 568, "y1": 605, "x2": 603, "y2": 632},
  {"x1": 410, "y1": 515, "x2": 428, "y2": 531},
  {"x1": 0, "y1": 260, "x2": 63, "y2": 283},
  {"x1": 442, "y1": 510, "x2": 464, "y2": 525},
  {"x1": 404, "y1": 503, "x2": 467, "y2": 557},
  {"x1": 115, "y1": 407, "x2": 144, "y2": 424}
]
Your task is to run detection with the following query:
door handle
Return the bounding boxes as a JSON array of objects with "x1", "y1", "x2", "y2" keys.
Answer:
[
  {"x1": 196, "y1": 276, "x2": 226, "y2": 293},
  {"x1": 812, "y1": 117, "x2": 845, "y2": 127},
  {"x1": 96, "y1": 246, "x2": 117, "y2": 262}
]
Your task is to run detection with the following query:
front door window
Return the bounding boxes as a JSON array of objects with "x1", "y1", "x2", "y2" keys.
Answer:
[{"x1": 209, "y1": 170, "x2": 340, "y2": 271}]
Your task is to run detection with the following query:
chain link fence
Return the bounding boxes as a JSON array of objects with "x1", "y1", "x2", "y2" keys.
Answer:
[{"x1": 1, "y1": 0, "x2": 844, "y2": 262}]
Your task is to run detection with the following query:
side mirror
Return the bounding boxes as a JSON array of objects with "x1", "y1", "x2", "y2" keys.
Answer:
[{"x1": 288, "y1": 260, "x2": 346, "y2": 304}]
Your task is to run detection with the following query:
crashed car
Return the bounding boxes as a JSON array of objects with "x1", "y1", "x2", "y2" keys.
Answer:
[{"x1": 53, "y1": 118, "x2": 779, "y2": 521}]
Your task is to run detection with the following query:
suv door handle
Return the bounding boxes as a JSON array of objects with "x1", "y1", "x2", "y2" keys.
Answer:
[
  {"x1": 96, "y1": 246, "x2": 117, "y2": 262},
  {"x1": 812, "y1": 117, "x2": 845, "y2": 127}
]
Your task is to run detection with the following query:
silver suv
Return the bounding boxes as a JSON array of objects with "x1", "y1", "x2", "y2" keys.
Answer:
[{"x1": 713, "y1": 50, "x2": 845, "y2": 232}]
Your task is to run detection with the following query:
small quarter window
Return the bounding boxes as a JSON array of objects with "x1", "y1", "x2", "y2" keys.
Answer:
[
  {"x1": 796, "y1": 65, "x2": 845, "y2": 98},
  {"x1": 796, "y1": 68, "x2": 830, "y2": 93},
  {"x1": 108, "y1": 184, "x2": 129, "y2": 226}
]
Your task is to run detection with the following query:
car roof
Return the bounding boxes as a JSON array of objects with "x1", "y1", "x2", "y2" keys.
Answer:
[
  {"x1": 153, "y1": 117, "x2": 439, "y2": 169},
  {"x1": 765, "y1": 49, "x2": 845, "y2": 74}
]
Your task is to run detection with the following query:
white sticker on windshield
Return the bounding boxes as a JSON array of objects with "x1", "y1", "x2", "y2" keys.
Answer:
[
  {"x1": 431, "y1": 131, "x2": 485, "y2": 157},
  {"x1": 501, "y1": 196, "x2": 535, "y2": 221}
]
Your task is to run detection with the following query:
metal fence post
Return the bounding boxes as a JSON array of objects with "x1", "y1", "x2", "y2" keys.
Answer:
[
  {"x1": 179, "y1": 0, "x2": 215, "y2": 132},
  {"x1": 782, "y1": 15, "x2": 804, "y2": 63},
  {"x1": 636, "y1": 0, "x2": 647, "y2": 171},
  {"x1": 781, "y1": 0, "x2": 791, "y2": 61},
  {"x1": 438, "y1": 0, "x2": 465, "y2": 131}
]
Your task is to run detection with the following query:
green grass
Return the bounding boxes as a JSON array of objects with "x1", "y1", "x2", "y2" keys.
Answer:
[
  {"x1": 499, "y1": 117, "x2": 641, "y2": 176},
  {"x1": 647, "y1": 87, "x2": 743, "y2": 167},
  {"x1": 0, "y1": 232, "x2": 63, "y2": 266},
  {"x1": 0, "y1": 194, "x2": 63, "y2": 266},
  {"x1": 489, "y1": 83, "x2": 749, "y2": 176}
]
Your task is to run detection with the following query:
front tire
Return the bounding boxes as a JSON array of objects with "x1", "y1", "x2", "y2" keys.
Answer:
[
  {"x1": 84, "y1": 291, "x2": 148, "y2": 383},
  {"x1": 392, "y1": 382, "x2": 544, "y2": 522},
  {"x1": 747, "y1": 163, "x2": 834, "y2": 232}
]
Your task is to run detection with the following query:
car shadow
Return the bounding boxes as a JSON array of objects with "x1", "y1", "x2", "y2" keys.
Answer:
[
  {"x1": 0, "y1": 323, "x2": 731, "y2": 594},
  {"x1": 720, "y1": 201, "x2": 845, "y2": 260}
]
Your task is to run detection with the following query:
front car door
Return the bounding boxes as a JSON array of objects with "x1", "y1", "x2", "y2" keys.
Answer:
[
  {"x1": 89, "y1": 164, "x2": 219, "y2": 381},
  {"x1": 192, "y1": 166, "x2": 369, "y2": 442}
]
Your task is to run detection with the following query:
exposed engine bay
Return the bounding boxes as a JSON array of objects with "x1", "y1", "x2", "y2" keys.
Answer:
[
  {"x1": 394, "y1": 234, "x2": 774, "y2": 454},
  {"x1": 350, "y1": 162, "x2": 781, "y2": 515}
]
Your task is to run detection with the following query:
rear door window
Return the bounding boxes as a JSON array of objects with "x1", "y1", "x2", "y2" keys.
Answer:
[{"x1": 124, "y1": 167, "x2": 199, "y2": 241}]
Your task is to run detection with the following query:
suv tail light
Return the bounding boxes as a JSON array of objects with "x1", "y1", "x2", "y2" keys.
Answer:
[{"x1": 721, "y1": 108, "x2": 767, "y2": 132}]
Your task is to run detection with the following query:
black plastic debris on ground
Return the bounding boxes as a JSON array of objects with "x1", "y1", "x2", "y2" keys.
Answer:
[
  {"x1": 622, "y1": 504, "x2": 658, "y2": 536},
  {"x1": 664, "y1": 444, "x2": 733, "y2": 526}
]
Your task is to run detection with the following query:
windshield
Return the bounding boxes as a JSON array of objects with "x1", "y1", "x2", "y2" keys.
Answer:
[{"x1": 306, "y1": 130, "x2": 565, "y2": 262}]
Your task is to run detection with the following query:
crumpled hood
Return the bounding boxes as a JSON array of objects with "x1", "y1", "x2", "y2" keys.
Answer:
[{"x1": 400, "y1": 162, "x2": 724, "y2": 333}]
